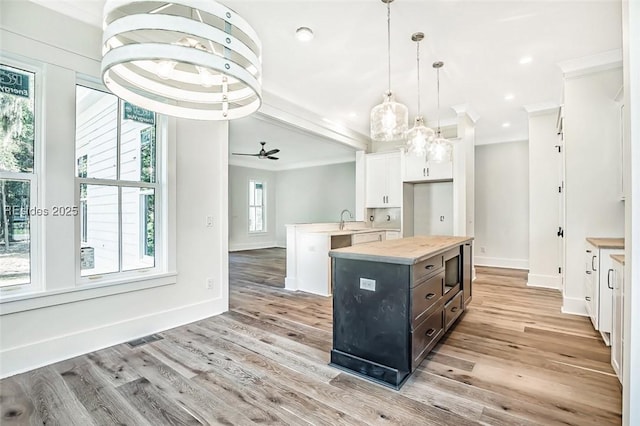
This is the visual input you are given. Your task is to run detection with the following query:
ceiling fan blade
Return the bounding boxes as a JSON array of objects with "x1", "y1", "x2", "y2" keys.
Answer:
[
  {"x1": 231, "y1": 153, "x2": 260, "y2": 156},
  {"x1": 267, "y1": 156, "x2": 279, "y2": 160},
  {"x1": 265, "y1": 148, "x2": 280, "y2": 156}
]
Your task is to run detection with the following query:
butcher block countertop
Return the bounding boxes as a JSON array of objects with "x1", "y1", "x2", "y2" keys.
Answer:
[
  {"x1": 329, "y1": 235, "x2": 473, "y2": 265},
  {"x1": 611, "y1": 254, "x2": 625, "y2": 265},
  {"x1": 586, "y1": 237, "x2": 624, "y2": 249}
]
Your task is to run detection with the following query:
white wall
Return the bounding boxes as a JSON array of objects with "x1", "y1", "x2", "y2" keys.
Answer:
[
  {"x1": 474, "y1": 141, "x2": 529, "y2": 270},
  {"x1": 0, "y1": 2, "x2": 229, "y2": 377},
  {"x1": 412, "y1": 182, "x2": 454, "y2": 236},
  {"x1": 563, "y1": 67, "x2": 624, "y2": 314},
  {"x1": 228, "y1": 165, "x2": 277, "y2": 251},
  {"x1": 275, "y1": 162, "x2": 355, "y2": 246},
  {"x1": 528, "y1": 111, "x2": 562, "y2": 289}
]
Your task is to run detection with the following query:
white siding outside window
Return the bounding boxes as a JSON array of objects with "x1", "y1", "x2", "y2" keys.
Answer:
[{"x1": 75, "y1": 84, "x2": 162, "y2": 282}]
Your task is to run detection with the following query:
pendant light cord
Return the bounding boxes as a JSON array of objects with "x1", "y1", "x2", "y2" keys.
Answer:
[
  {"x1": 436, "y1": 66, "x2": 441, "y2": 135},
  {"x1": 416, "y1": 40, "x2": 421, "y2": 114},
  {"x1": 387, "y1": 0, "x2": 391, "y2": 94}
]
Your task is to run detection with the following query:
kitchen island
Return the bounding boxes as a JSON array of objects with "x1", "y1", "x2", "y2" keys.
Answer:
[{"x1": 329, "y1": 235, "x2": 473, "y2": 389}]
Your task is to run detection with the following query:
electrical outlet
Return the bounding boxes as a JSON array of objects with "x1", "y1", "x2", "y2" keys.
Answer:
[
  {"x1": 359, "y1": 278, "x2": 376, "y2": 292},
  {"x1": 206, "y1": 278, "x2": 214, "y2": 289},
  {"x1": 206, "y1": 216, "x2": 214, "y2": 228}
]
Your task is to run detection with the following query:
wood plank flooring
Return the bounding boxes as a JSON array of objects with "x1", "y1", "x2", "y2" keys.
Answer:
[{"x1": 0, "y1": 251, "x2": 622, "y2": 425}]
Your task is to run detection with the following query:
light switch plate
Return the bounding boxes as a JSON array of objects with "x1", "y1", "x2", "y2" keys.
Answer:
[{"x1": 359, "y1": 278, "x2": 376, "y2": 291}]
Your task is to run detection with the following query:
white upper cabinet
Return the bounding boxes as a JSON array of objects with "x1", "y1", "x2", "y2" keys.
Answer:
[
  {"x1": 402, "y1": 150, "x2": 453, "y2": 182},
  {"x1": 365, "y1": 151, "x2": 401, "y2": 208}
]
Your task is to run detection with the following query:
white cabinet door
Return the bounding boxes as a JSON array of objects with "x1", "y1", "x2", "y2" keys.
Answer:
[
  {"x1": 598, "y1": 249, "x2": 616, "y2": 334},
  {"x1": 365, "y1": 155, "x2": 388, "y2": 208},
  {"x1": 404, "y1": 153, "x2": 427, "y2": 182},
  {"x1": 365, "y1": 152, "x2": 401, "y2": 208},
  {"x1": 386, "y1": 153, "x2": 401, "y2": 207},
  {"x1": 611, "y1": 260, "x2": 624, "y2": 383},
  {"x1": 426, "y1": 161, "x2": 453, "y2": 181},
  {"x1": 584, "y1": 243, "x2": 599, "y2": 328}
]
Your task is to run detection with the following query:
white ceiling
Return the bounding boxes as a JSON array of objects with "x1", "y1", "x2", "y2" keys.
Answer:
[{"x1": 28, "y1": 0, "x2": 623, "y2": 155}]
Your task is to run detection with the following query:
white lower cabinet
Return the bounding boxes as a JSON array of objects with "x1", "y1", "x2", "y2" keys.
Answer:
[
  {"x1": 583, "y1": 239, "x2": 624, "y2": 346},
  {"x1": 611, "y1": 256, "x2": 624, "y2": 383}
]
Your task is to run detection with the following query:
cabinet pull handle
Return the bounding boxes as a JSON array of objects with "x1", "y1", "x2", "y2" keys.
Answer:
[
  {"x1": 423, "y1": 167, "x2": 426, "y2": 176},
  {"x1": 607, "y1": 269, "x2": 614, "y2": 290},
  {"x1": 426, "y1": 167, "x2": 430, "y2": 177},
  {"x1": 591, "y1": 255, "x2": 597, "y2": 271},
  {"x1": 586, "y1": 250, "x2": 592, "y2": 253},
  {"x1": 451, "y1": 307, "x2": 459, "y2": 313},
  {"x1": 425, "y1": 293, "x2": 436, "y2": 300},
  {"x1": 585, "y1": 296, "x2": 591, "y2": 301},
  {"x1": 425, "y1": 328, "x2": 435, "y2": 337},
  {"x1": 586, "y1": 270, "x2": 592, "y2": 275},
  {"x1": 425, "y1": 264, "x2": 435, "y2": 270}
]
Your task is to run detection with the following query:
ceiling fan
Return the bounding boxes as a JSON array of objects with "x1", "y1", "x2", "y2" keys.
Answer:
[{"x1": 232, "y1": 141, "x2": 280, "y2": 160}]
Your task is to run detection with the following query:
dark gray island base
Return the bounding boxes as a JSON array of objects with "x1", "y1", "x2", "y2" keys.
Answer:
[{"x1": 329, "y1": 236, "x2": 473, "y2": 389}]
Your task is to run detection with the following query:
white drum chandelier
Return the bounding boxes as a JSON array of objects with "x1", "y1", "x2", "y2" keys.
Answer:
[{"x1": 101, "y1": 0, "x2": 262, "y2": 120}]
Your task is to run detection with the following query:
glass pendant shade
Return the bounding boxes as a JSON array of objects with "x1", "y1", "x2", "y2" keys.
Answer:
[
  {"x1": 406, "y1": 116, "x2": 434, "y2": 156},
  {"x1": 101, "y1": 0, "x2": 262, "y2": 120},
  {"x1": 371, "y1": 91, "x2": 409, "y2": 142},
  {"x1": 428, "y1": 134, "x2": 453, "y2": 163}
]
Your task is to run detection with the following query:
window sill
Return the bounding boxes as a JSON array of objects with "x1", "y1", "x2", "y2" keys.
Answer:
[
  {"x1": 248, "y1": 231, "x2": 268, "y2": 236},
  {"x1": 0, "y1": 272, "x2": 177, "y2": 315}
]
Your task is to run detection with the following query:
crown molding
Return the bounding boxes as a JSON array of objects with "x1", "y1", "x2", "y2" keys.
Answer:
[
  {"x1": 558, "y1": 49, "x2": 623, "y2": 79},
  {"x1": 523, "y1": 101, "x2": 560, "y2": 117},
  {"x1": 450, "y1": 104, "x2": 480, "y2": 123}
]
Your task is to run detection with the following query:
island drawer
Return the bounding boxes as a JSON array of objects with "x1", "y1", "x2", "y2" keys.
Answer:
[
  {"x1": 444, "y1": 291, "x2": 463, "y2": 331},
  {"x1": 411, "y1": 271, "x2": 444, "y2": 327},
  {"x1": 412, "y1": 310, "x2": 444, "y2": 369},
  {"x1": 413, "y1": 254, "x2": 444, "y2": 283}
]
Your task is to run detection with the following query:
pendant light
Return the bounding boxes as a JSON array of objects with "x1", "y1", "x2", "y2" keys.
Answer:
[
  {"x1": 427, "y1": 61, "x2": 453, "y2": 163},
  {"x1": 101, "y1": 0, "x2": 262, "y2": 121},
  {"x1": 370, "y1": 0, "x2": 408, "y2": 142},
  {"x1": 405, "y1": 32, "x2": 434, "y2": 156}
]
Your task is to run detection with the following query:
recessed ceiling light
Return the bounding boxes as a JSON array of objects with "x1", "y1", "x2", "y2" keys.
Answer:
[
  {"x1": 504, "y1": 93, "x2": 515, "y2": 101},
  {"x1": 519, "y1": 56, "x2": 532, "y2": 64},
  {"x1": 295, "y1": 27, "x2": 314, "y2": 42},
  {"x1": 502, "y1": 122, "x2": 511, "y2": 128}
]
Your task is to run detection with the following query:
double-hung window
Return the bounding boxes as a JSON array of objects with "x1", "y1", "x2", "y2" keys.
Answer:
[
  {"x1": 75, "y1": 84, "x2": 162, "y2": 280},
  {"x1": 0, "y1": 63, "x2": 38, "y2": 292},
  {"x1": 248, "y1": 179, "x2": 265, "y2": 233}
]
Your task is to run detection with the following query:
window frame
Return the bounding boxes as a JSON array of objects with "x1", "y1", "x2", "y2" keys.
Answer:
[
  {"x1": 74, "y1": 77, "x2": 166, "y2": 285},
  {"x1": 0, "y1": 57, "x2": 44, "y2": 298},
  {"x1": 248, "y1": 178, "x2": 266, "y2": 234}
]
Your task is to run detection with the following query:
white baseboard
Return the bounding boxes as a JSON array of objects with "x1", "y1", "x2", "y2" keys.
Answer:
[
  {"x1": 474, "y1": 256, "x2": 529, "y2": 270},
  {"x1": 229, "y1": 241, "x2": 278, "y2": 252},
  {"x1": 561, "y1": 296, "x2": 588, "y2": 316},
  {"x1": 0, "y1": 297, "x2": 226, "y2": 379},
  {"x1": 285, "y1": 277, "x2": 298, "y2": 291},
  {"x1": 527, "y1": 273, "x2": 562, "y2": 290}
]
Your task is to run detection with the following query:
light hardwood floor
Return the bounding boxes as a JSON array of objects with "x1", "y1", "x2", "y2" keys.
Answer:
[{"x1": 0, "y1": 250, "x2": 622, "y2": 425}]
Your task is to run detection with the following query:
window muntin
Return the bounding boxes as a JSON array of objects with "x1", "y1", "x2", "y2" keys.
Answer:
[
  {"x1": 248, "y1": 179, "x2": 265, "y2": 233},
  {"x1": 0, "y1": 64, "x2": 36, "y2": 289},
  {"x1": 75, "y1": 85, "x2": 160, "y2": 280}
]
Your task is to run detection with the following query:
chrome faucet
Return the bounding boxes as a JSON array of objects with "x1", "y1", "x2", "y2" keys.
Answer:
[{"x1": 339, "y1": 209, "x2": 354, "y2": 230}]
